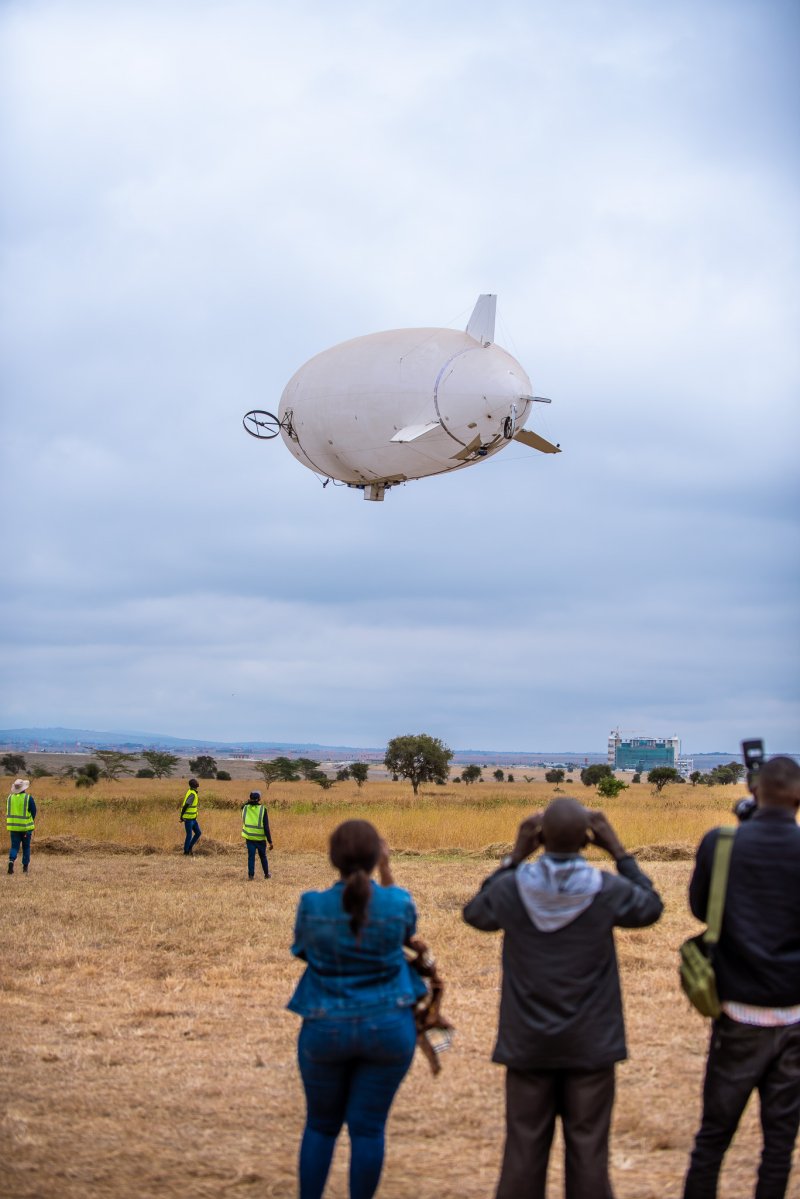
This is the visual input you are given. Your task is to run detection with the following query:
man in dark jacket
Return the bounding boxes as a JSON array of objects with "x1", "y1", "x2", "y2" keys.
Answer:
[
  {"x1": 463, "y1": 797, "x2": 663, "y2": 1199},
  {"x1": 683, "y1": 755, "x2": 800, "y2": 1199}
]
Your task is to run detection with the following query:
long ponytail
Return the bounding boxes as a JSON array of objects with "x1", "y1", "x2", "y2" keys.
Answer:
[{"x1": 329, "y1": 819, "x2": 382, "y2": 939}]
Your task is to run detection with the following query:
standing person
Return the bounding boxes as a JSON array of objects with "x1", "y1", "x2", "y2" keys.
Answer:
[
  {"x1": 7, "y1": 778, "x2": 37, "y2": 875},
  {"x1": 463, "y1": 797, "x2": 663, "y2": 1199},
  {"x1": 288, "y1": 819, "x2": 427, "y2": 1199},
  {"x1": 683, "y1": 755, "x2": 800, "y2": 1199},
  {"x1": 242, "y1": 790, "x2": 273, "y2": 879},
  {"x1": 180, "y1": 777, "x2": 201, "y2": 856}
]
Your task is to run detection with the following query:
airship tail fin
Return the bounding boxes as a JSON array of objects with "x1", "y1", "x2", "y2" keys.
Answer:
[
  {"x1": 514, "y1": 428, "x2": 561, "y2": 454},
  {"x1": 466, "y1": 294, "x2": 496, "y2": 345}
]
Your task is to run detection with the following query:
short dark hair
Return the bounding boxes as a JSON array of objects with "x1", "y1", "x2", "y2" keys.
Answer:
[{"x1": 758, "y1": 756, "x2": 800, "y2": 807}]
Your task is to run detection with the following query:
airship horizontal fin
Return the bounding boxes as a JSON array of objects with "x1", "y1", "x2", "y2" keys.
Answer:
[
  {"x1": 513, "y1": 428, "x2": 561, "y2": 454},
  {"x1": 390, "y1": 420, "x2": 441, "y2": 443},
  {"x1": 466, "y1": 294, "x2": 496, "y2": 345}
]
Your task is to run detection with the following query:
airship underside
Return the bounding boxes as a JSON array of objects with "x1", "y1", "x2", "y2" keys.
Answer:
[{"x1": 245, "y1": 295, "x2": 559, "y2": 500}]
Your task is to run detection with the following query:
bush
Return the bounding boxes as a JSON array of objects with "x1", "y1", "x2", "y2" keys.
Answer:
[
  {"x1": 216, "y1": 770, "x2": 231, "y2": 781},
  {"x1": 136, "y1": 768, "x2": 156, "y2": 778},
  {"x1": 580, "y1": 764, "x2": 614, "y2": 787},
  {"x1": 597, "y1": 775, "x2": 628, "y2": 799}
]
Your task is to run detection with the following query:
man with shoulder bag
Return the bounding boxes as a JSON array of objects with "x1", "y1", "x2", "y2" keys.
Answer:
[{"x1": 683, "y1": 754, "x2": 800, "y2": 1199}]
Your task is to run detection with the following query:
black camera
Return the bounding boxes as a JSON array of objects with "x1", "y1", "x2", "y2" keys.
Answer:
[{"x1": 734, "y1": 739, "x2": 765, "y2": 822}]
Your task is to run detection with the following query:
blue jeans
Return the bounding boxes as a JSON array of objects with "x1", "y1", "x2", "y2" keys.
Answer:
[
  {"x1": 182, "y1": 819, "x2": 201, "y2": 854},
  {"x1": 297, "y1": 1007, "x2": 416, "y2": 1199},
  {"x1": 246, "y1": 840, "x2": 269, "y2": 877},
  {"x1": 9, "y1": 832, "x2": 31, "y2": 867}
]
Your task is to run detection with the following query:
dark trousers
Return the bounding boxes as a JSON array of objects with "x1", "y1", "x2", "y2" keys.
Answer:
[
  {"x1": 683, "y1": 1016, "x2": 800, "y2": 1199},
  {"x1": 246, "y1": 839, "x2": 269, "y2": 877},
  {"x1": 496, "y1": 1066, "x2": 615, "y2": 1199},
  {"x1": 8, "y1": 832, "x2": 31, "y2": 867},
  {"x1": 182, "y1": 819, "x2": 201, "y2": 854}
]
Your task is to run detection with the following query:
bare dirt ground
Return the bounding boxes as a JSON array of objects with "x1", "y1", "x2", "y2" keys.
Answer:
[{"x1": 1, "y1": 849, "x2": 792, "y2": 1199}]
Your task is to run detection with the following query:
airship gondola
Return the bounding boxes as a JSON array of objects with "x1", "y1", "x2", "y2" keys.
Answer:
[{"x1": 243, "y1": 294, "x2": 560, "y2": 500}]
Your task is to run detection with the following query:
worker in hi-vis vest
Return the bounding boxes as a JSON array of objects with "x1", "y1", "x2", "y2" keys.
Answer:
[
  {"x1": 180, "y1": 777, "x2": 202, "y2": 856},
  {"x1": 242, "y1": 790, "x2": 273, "y2": 880},
  {"x1": 7, "y1": 778, "x2": 37, "y2": 875}
]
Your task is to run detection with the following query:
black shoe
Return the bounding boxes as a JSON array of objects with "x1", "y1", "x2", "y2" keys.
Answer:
[
  {"x1": 247, "y1": 875, "x2": 254, "y2": 881},
  {"x1": 22, "y1": 865, "x2": 28, "y2": 874},
  {"x1": 265, "y1": 871, "x2": 272, "y2": 879},
  {"x1": 7, "y1": 862, "x2": 13, "y2": 875}
]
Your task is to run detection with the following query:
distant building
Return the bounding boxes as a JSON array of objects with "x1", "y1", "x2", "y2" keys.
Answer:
[{"x1": 607, "y1": 729, "x2": 680, "y2": 773}]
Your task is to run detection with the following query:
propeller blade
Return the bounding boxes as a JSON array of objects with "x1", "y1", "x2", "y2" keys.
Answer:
[{"x1": 513, "y1": 429, "x2": 561, "y2": 454}]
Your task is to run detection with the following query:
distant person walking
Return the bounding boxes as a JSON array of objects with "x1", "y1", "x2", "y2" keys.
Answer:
[
  {"x1": 7, "y1": 778, "x2": 37, "y2": 875},
  {"x1": 463, "y1": 797, "x2": 663, "y2": 1199},
  {"x1": 683, "y1": 755, "x2": 800, "y2": 1199},
  {"x1": 180, "y1": 778, "x2": 202, "y2": 856},
  {"x1": 289, "y1": 819, "x2": 426, "y2": 1199},
  {"x1": 242, "y1": 791, "x2": 273, "y2": 879}
]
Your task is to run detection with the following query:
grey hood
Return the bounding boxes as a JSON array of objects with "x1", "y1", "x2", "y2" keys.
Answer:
[{"x1": 515, "y1": 853, "x2": 603, "y2": 932}]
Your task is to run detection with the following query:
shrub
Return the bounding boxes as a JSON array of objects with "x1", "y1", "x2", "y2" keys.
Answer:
[{"x1": 136, "y1": 768, "x2": 156, "y2": 778}]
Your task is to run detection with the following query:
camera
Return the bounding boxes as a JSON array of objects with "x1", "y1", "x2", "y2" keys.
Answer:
[{"x1": 733, "y1": 739, "x2": 765, "y2": 822}]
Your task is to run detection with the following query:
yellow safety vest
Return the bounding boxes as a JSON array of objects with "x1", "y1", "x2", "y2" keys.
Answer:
[
  {"x1": 6, "y1": 792, "x2": 34, "y2": 833},
  {"x1": 181, "y1": 788, "x2": 198, "y2": 820},
  {"x1": 242, "y1": 803, "x2": 267, "y2": 841}
]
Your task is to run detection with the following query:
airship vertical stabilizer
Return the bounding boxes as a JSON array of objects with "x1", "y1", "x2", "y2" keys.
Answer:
[{"x1": 466, "y1": 294, "x2": 496, "y2": 345}]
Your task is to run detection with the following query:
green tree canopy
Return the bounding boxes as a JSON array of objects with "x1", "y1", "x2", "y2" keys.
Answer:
[
  {"x1": 349, "y1": 762, "x2": 369, "y2": 788},
  {"x1": 384, "y1": 734, "x2": 453, "y2": 795},
  {"x1": 462, "y1": 764, "x2": 482, "y2": 784},
  {"x1": 580, "y1": 764, "x2": 614, "y2": 787},
  {"x1": 92, "y1": 750, "x2": 136, "y2": 780},
  {"x1": 647, "y1": 766, "x2": 682, "y2": 792},
  {"x1": 597, "y1": 775, "x2": 628, "y2": 798},
  {"x1": 75, "y1": 762, "x2": 101, "y2": 788},
  {"x1": 189, "y1": 755, "x2": 218, "y2": 778},
  {"x1": 253, "y1": 760, "x2": 283, "y2": 788},
  {"x1": 2, "y1": 753, "x2": 26, "y2": 775},
  {"x1": 141, "y1": 751, "x2": 180, "y2": 779},
  {"x1": 267, "y1": 757, "x2": 302, "y2": 782},
  {"x1": 493, "y1": 769, "x2": 505, "y2": 782},
  {"x1": 295, "y1": 757, "x2": 322, "y2": 780},
  {"x1": 545, "y1": 769, "x2": 565, "y2": 785},
  {"x1": 708, "y1": 762, "x2": 746, "y2": 785}
]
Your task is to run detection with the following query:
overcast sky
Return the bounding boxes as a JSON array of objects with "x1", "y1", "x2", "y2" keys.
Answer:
[{"x1": 1, "y1": 0, "x2": 798, "y2": 754}]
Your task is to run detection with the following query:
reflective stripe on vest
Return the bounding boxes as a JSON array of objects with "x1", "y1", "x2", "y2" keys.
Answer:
[
  {"x1": 182, "y1": 788, "x2": 198, "y2": 820},
  {"x1": 6, "y1": 792, "x2": 34, "y2": 833},
  {"x1": 242, "y1": 803, "x2": 267, "y2": 841}
]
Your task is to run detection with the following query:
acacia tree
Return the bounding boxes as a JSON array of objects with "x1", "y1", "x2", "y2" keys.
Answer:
[
  {"x1": 92, "y1": 750, "x2": 136, "y2": 780},
  {"x1": 462, "y1": 765, "x2": 482, "y2": 785},
  {"x1": 189, "y1": 755, "x2": 218, "y2": 778},
  {"x1": 254, "y1": 760, "x2": 283, "y2": 788},
  {"x1": 384, "y1": 734, "x2": 452, "y2": 795},
  {"x1": 580, "y1": 764, "x2": 613, "y2": 787},
  {"x1": 647, "y1": 766, "x2": 682, "y2": 793},
  {"x1": 141, "y1": 751, "x2": 180, "y2": 779},
  {"x1": 2, "y1": 753, "x2": 26, "y2": 775},
  {"x1": 545, "y1": 769, "x2": 565, "y2": 786},
  {"x1": 349, "y1": 762, "x2": 369, "y2": 788},
  {"x1": 493, "y1": 769, "x2": 505, "y2": 782}
]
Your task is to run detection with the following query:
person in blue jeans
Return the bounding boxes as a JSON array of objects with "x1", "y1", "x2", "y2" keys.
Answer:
[
  {"x1": 288, "y1": 819, "x2": 426, "y2": 1199},
  {"x1": 180, "y1": 777, "x2": 202, "y2": 855}
]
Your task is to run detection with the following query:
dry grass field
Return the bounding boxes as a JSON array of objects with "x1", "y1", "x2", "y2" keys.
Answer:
[{"x1": 1, "y1": 777, "x2": 794, "y2": 1198}]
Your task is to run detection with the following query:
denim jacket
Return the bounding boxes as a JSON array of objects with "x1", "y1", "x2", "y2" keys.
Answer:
[{"x1": 288, "y1": 880, "x2": 428, "y2": 1019}]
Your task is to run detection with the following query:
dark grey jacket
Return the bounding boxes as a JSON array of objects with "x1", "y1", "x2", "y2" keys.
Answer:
[{"x1": 463, "y1": 856, "x2": 663, "y2": 1070}]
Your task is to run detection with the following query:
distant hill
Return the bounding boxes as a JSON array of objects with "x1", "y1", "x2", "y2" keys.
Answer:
[{"x1": 1, "y1": 727, "x2": 792, "y2": 770}]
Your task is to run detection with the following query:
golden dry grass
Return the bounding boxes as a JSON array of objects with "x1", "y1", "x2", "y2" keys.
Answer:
[{"x1": 1, "y1": 778, "x2": 791, "y2": 1199}]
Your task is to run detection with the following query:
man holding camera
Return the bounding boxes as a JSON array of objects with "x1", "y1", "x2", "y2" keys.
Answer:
[
  {"x1": 683, "y1": 755, "x2": 800, "y2": 1199},
  {"x1": 463, "y1": 797, "x2": 663, "y2": 1199}
]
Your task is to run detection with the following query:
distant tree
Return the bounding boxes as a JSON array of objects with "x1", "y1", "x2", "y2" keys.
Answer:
[
  {"x1": 2, "y1": 753, "x2": 26, "y2": 775},
  {"x1": 253, "y1": 760, "x2": 283, "y2": 788},
  {"x1": 647, "y1": 766, "x2": 682, "y2": 793},
  {"x1": 597, "y1": 775, "x2": 628, "y2": 799},
  {"x1": 545, "y1": 769, "x2": 565, "y2": 786},
  {"x1": 580, "y1": 764, "x2": 614, "y2": 788},
  {"x1": 216, "y1": 770, "x2": 231, "y2": 781},
  {"x1": 709, "y1": 762, "x2": 746, "y2": 785},
  {"x1": 309, "y1": 770, "x2": 334, "y2": 790},
  {"x1": 30, "y1": 765, "x2": 51, "y2": 778},
  {"x1": 75, "y1": 762, "x2": 101, "y2": 788},
  {"x1": 93, "y1": 750, "x2": 136, "y2": 780},
  {"x1": 631, "y1": 773, "x2": 641, "y2": 784},
  {"x1": 689, "y1": 771, "x2": 703, "y2": 787},
  {"x1": 268, "y1": 757, "x2": 301, "y2": 782},
  {"x1": 336, "y1": 767, "x2": 351, "y2": 782},
  {"x1": 384, "y1": 733, "x2": 452, "y2": 795},
  {"x1": 295, "y1": 757, "x2": 322, "y2": 780},
  {"x1": 189, "y1": 755, "x2": 218, "y2": 779},
  {"x1": 507, "y1": 773, "x2": 515, "y2": 783},
  {"x1": 141, "y1": 751, "x2": 179, "y2": 779},
  {"x1": 453, "y1": 776, "x2": 462, "y2": 783},
  {"x1": 349, "y1": 762, "x2": 369, "y2": 788},
  {"x1": 493, "y1": 769, "x2": 505, "y2": 782},
  {"x1": 136, "y1": 768, "x2": 156, "y2": 778},
  {"x1": 462, "y1": 765, "x2": 483, "y2": 785}
]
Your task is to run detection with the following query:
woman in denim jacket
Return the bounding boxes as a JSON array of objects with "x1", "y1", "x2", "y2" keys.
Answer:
[{"x1": 289, "y1": 819, "x2": 426, "y2": 1199}]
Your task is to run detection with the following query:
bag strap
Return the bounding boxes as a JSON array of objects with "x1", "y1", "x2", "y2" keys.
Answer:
[{"x1": 703, "y1": 826, "x2": 736, "y2": 946}]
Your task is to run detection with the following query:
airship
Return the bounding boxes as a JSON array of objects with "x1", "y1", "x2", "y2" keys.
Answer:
[{"x1": 243, "y1": 294, "x2": 560, "y2": 500}]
